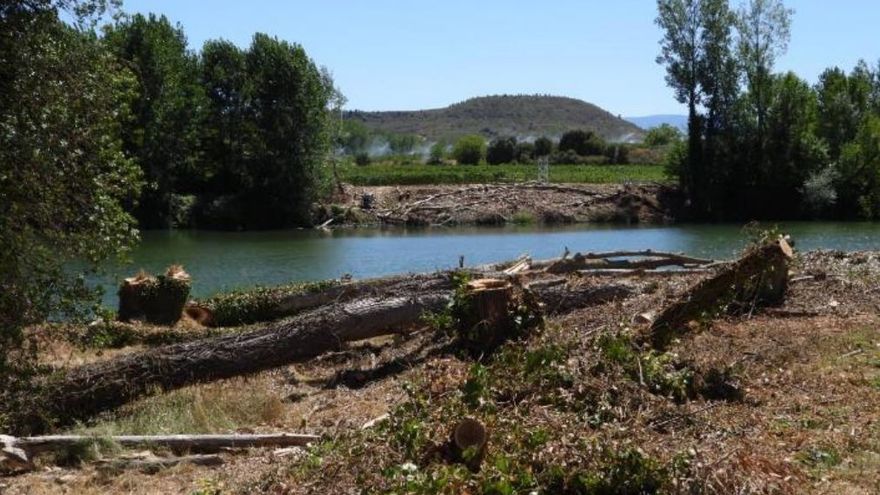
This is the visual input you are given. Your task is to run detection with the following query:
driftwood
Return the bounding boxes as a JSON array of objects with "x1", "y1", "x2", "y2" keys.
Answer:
[
  {"x1": 646, "y1": 238, "x2": 794, "y2": 349},
  {"x1": 2, "y1": 433, "x2": 317, "y2": 469}
]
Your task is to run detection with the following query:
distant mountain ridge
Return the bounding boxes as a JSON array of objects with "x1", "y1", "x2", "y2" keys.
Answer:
[
  {"x1": 346, "y1": 95, "x2": 645, "y2": 143},
  {"x1": 625, "y1": 114, "x2": 688, "y2": 132}
]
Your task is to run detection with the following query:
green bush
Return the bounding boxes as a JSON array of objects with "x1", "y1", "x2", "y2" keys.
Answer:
[
  {"x1": 354, "y1": 152, "x2": 371, "y2": 166},
  {"x1": 515, "y1": 141, "x2": 535, "y2": 163},
  {"x1": 643, "y1": 123, "x2": 683, "y2": 146},
  {"x1": 534, "y1": 136, "x2": 554, "y2": 157},
  {"x1": 559, "y1": 129, "x2": 606, "y2": 156},
  {"x1": 452, "y1": 135, "x2": 486, "y2": 165},
  {"x1": 486, "y1": 136, "x2": 517, "y2": 165}
]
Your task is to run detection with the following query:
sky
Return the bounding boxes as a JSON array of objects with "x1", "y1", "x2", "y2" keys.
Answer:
[{"x1": 120, "y1": 1, "x2": 879, "y2": 116}]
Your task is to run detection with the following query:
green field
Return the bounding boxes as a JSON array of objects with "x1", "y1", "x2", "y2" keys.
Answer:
[{"x1": 339, "y1": 163, "x2": 670, "y2": 186}]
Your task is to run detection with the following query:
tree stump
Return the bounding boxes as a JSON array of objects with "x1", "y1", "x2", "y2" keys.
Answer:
[
  {"x1": 449, "y1": 418, "x2": 488, "y2": 472},
  {"x1": 118, "y1": 265, "x2": 192, "y2": 326},
  {"x1": 457, "y1": 279, "x2": 514, "y2": 351}
]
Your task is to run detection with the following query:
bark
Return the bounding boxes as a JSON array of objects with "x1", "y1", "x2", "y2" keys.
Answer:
[
  {"x1": 646, "y1": 239, "x2": 793, "y2": 349},
  {"x1": 458, "y1": 279, "x2": 515, "y2": 351},
  {"x1": 27, "y1": 293, "x2": 450, "y2": 432},
  {"x1": 3, "y1": 433, "x2": 318, "y2": 465}
]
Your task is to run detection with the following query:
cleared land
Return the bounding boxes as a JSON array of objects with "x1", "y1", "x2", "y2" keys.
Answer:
[
  {"x1": 339, "y1": 163, "x2": 669, "y2": 186},
  {"x1": 3, "y1": 250, "x2": 880, "y2": 494}
]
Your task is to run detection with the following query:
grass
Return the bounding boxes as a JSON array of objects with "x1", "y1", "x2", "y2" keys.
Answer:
[
  {"x1": 339, "y1": 162, "x2": 669, "y2": 186},
  {"x1": 76, "y1": 377, "x2": 286, "y2": 436}
]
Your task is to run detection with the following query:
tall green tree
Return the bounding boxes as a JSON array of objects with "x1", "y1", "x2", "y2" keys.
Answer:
[
  {"x1": 200, "y1": 39, "x2": 248, "y2": 196},
  {"x1": 0, "y1": 0, "x2": 142, "y2": 362},
  {"x1": 240, "y1": 33, "x2": 333, "y2": 228},
  {"x1": 104, "y1": 13, "x2": 206, "y2": 228},
  {"x1": 656, "y1": 0, "x2": 706, "y2": 212},
  {"x1": 736, "y1": 0, "x2": 792, "y2": 137}
]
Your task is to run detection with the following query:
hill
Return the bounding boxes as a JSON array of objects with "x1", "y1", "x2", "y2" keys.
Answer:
[
  {"x1": 345, "y1": 95, "x2": 645, "y2": 143},
  {"x1": 626, "y1": 114, "x2": 688, "y2": 131}
]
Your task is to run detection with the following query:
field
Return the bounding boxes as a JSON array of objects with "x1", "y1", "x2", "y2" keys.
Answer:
[{"x1": 338, "y1": 163, "x2": 670, "y2": 186}]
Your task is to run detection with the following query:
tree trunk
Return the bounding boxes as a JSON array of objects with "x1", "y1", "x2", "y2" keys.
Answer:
[
  {"x1": 647, "y1": 238, "x2": 793, "y2": 349},
  {"x1": 25, "y1": 293, "x2": 450, "y2": 433},
  {"x1": 457, "y1": 279, "x2": 515, "y2": 351}
]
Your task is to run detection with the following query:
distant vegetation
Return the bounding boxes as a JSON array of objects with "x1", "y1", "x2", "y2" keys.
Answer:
[
  {"x1": 657, "y1": 0, "x2": 880, "y2": 220},
  {"x1": 339, "y1": 163, "x2": 667, "y2": 186},
  {"x1": 344, "y1": 94, "x2": 645, "y2": 143}
]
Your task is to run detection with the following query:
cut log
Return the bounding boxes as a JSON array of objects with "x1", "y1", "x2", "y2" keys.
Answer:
[
  {"x1": 24, "y1": 293, "x2": 451, "y2": 432},
  {"x1": 17, "y1": 270, "x2": 637, "y2": 432},
  {"x1": 646, "y1": 238, "x2": 794, "y2": 349},
  {"x1": 118, "y1": 266, "x2": 192, "y2": 326},
  {"x1": 545, "y1": 252, "x2": 714, "y2": 274},
  {"x1": 3, "y1": 434, "x2": 317, "y2": 467},
  {"x1": 449, "y1": 418, "x2": 488, "y2": 472}
]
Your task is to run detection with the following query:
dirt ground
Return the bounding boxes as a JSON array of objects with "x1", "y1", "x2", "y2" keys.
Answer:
[
  {"x1": 3, "y1": 250, "x2": 880, "y2": 494},
  {"x1": 330, "y1": 183, "x2": 682, "y2": 226}
]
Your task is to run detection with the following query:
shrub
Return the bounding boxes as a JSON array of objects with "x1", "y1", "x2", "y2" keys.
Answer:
[
  {"x1": 515, "y1": 142, "x2": 535, "y2": 163},
  {"x1": 604, "y1": 144, "x2": 630, "y2": 164},
  {"x1": 354, "y1": 152, "x2": 371, "y2": 166},
  {"x1": 428, "y1": 142, "x2": 446, "y2": 165},
  {"x1": 486, "y1": 136, "x2": 517, "y2": 165},
  {"x1": 452, "y1": 135, "x2": 486, "y2": 165},
  {"x1": 643, "y1": 124, "x2": 683, "y2": 146},
  {"x1": 534, "y1": 136, "x2": 554, "y2": 157},
  {"x1": 559, "y1": 129, "x2": 606, "y2": 156}
]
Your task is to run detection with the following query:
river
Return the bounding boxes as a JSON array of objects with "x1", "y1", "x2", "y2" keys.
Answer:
[{"x1": 94, "y1": 222, "x2": 880, "y2": 307}]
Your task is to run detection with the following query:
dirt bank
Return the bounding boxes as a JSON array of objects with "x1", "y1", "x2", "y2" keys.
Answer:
[{"x1": 321, "y1": 182, "x2": 683, "y2": 227}]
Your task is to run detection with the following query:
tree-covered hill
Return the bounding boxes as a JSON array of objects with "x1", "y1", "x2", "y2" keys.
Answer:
[{"x1": 345, "y1": 94, "x2": 645, "y2": 143}]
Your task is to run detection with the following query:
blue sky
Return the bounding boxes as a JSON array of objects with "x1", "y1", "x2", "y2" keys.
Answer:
[{"x1": 120, "y1": 1, "x2": 878, "y2": 116}]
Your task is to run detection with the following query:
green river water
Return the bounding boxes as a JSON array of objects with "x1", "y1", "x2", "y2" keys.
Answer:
[{"x1": 94, "y1": 222, "x2": 880, "y2": 307}]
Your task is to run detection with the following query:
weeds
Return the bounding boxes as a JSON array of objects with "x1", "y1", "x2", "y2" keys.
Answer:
[{"x1": 203, "y1": 280, "x2": 338, "y2": 326}]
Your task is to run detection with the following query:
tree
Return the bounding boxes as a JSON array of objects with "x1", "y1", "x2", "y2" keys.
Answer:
[
  {"x1": 104, "y1": 13, "x2": 206, "y2": 228},
  {"x1": 515, "y1": 141, "x2": 535, "y2": 163},
  {"x1": 239, "y1": 33, "x2": 334, "y2": 228},
  {"x1": 200, "y1": 39, "x2": 248, "y2": 196},
  {"x1": 428, "y1": 141, "x2": 446, "y2": 165},
  {"x1": 534, "y1": 136, "x2": 554, "y2": 157},
  {"x1": 0, "y1": 0, "x2": 142, "y2": 363},
  {"x1": 835, "y1": 115, "x2": 880, "y2": 218},
  {"x1": 656, "y1": 0, "x2": 705, "y2": 211},
  {"x1": 452, "y1": 135, "x2": 486, "y2": 165},
  {"x1": 643, "y1": 124, "x2": 684, "y2": 146},
  {"x1": 486, "y1": 137, "x2": 517, "y2": 165},
  {"x1": 558, "y1": 130, "x2": 605, "y2": 156},
  {"x1": 736, "y1": 0, "x2": 793, "y2": 137}
]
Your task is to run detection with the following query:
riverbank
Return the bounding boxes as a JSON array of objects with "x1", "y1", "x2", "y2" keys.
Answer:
[
  {"x1": 322, "y1": 182, "x2": 683, "y2": 227},
  {"x1": 4, "y1": 249, "x2": 880, "y2": 493}
]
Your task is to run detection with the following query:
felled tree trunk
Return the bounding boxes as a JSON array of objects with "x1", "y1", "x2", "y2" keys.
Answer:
[
  {"x1": 646, "y1": 238, "x2": 793, "y2": 349},
  {"x1": 23, "y1": 293, "x2": 450, "y2": 433},
  {"x1": 19, "y1": 275, "x2": 636, "y2": 432},
  {"x1": 118, "y1": 266, "x2": 191, "y2": 326}
]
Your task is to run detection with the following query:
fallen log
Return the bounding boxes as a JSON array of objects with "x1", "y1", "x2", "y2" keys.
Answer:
[
  {"x1": 2, "y1": 433, "x2": 317, "y2": 467},
  {"x1": 646, "y1": 238, "x2": 794, "y2": 349},
  {"x1": 19, "y1": 269, "x2": 639, "y2": 431},
  {"x1": 22, "y1": 293, "x2": 451, "y2": 432},
  {"x1": 544, "y1": 251, "x2": 714, "y2": 274}
]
